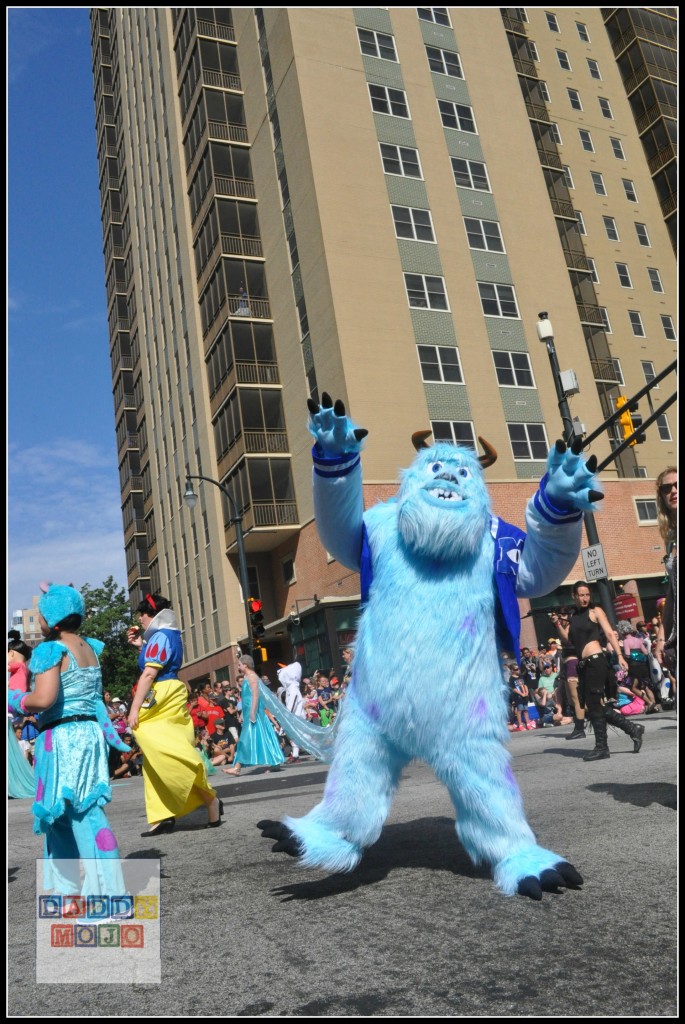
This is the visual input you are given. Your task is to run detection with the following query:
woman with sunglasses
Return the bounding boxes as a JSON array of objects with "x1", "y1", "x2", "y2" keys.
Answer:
[
  {"x1": 127, "y1": 593, "x2": 222, "y2": 835},
  {"x1": 654, "y1": 468, "x2": 677, "y2": 687}
]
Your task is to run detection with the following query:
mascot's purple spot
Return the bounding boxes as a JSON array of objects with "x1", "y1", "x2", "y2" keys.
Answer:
[
  {"x1": 95, "y1": 828, "x2": 118, "y2": 852},
  {"x1": 260, "y1": 400, "x2": 594, "y2": 897},
  {"x1": 504, "y1": 766, "x2": 518, "y2": 789},
  {"x1": 44, "y1": 730, "x2": 53, "y2": 753},
  {"x1": 460, "y1": 615, "x2": 477, "y2": 639},
  {"x1": 36, "y1": 777, "x2": 45, "y2": 801}
]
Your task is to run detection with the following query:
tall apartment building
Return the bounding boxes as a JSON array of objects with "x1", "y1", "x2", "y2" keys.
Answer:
[{"x1": 90, "y1": 7, "x2": 677, "y2": 685}]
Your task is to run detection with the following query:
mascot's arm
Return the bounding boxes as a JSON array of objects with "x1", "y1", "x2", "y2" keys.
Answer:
[
  {"x1": 518, "y1": 440, "x2": 603, "y2": 598},
  {"x1": 308, "y1": 392, "x2": 368, "y2": 571}
]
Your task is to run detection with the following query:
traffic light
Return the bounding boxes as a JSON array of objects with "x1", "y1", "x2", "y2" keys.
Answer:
[
  {"x1": 631, "y1": 411, "x2": 646, "y2": 444},
  {"x1": 616, "y1": 396, "x2": 636, "y2": 446},
  {"x1": 248, "y1": 597, "x2": 265, "y2": 646}
]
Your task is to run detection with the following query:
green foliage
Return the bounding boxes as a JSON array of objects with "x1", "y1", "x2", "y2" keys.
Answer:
[{"x1": 81, "y1": 576, "x2": 139, "y2": 700}]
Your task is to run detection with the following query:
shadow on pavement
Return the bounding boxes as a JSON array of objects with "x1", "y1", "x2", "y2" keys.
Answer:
[
  {"x1": 267, "y1": 815, "x2": 489, "y2": 901},
  {"x1": 586, "y1": 781, "x2": 676, "y2": 810}
]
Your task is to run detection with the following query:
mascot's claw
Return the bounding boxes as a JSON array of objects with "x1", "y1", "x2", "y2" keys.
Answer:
[
  {"x1": 307, "y1": 392, "x2": 368, "y2": 456},
  {"x1": 517, "y1": 861, "x2": 584, "y2": 900},
  {"x1": 545, "y1": 439, "x2": 603, "y2": 513},
  {"x1": 257, "y1": 819, "x2": 302, "y2": 856}
]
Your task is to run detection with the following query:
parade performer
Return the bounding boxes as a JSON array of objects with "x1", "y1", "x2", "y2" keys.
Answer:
[
  {"x1": 259, "y1": 393, "x2": 602, "y2": 899},
  {"x1": 7, "y1": 585, "x2": 128, "y2": 896},
  {"x1": 277, "y1": 661, "x2": 306, "y2": 762},
  {"x1": 127, "y1": 593, "x2": 221, "y2": 834},
  {"x1": 8, "y1": 631, "x2": 36, "y2": 799},
  {"x1": 223, "y1": 655, "x2": 285, "y2": 776}
]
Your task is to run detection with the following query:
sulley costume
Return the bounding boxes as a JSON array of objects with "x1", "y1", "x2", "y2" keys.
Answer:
[{"x1": 260, "y1": 394, "x2": 603, "y2": 899}]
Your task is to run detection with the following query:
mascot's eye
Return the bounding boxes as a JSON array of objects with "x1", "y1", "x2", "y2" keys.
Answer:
[
  {"x1": 458, "y1": 467, "x2": 471, "y2": 480},
  {"x1": 431, "y1": 462, "x2": 443, "y2": 473}
]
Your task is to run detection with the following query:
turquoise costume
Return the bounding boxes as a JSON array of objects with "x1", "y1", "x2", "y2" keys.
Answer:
[
  {"x1": 8, "y1": 721, "x2": 35, "y2": 799},
  {"x1": 233, "y1": 677, "x2": 284, "y2": 768},
  {"x1": 29, "y1": 638, "x2": 126, "y2": 896}
]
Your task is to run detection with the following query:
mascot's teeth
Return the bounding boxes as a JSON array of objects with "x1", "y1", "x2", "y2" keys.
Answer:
[{"x1": 430, "y1": 488, "x2": 462, "y2": 501}]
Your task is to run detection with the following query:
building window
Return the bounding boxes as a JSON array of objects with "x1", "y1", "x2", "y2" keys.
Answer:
[
  {"x1": 508, "y1": 422, "x2": 549, "y2": 461},
  {"x1": 587, "y1": 257, "x2": 599, "y2": 283},
  {"x1": 380, "y1": 143, "x2": 422, "y2": 179},
  {"x1": 578, "y1": 129, "x2": 594, "y2": 152},
  {"x1": 575, "y1": 210, "x2": 586, "y2": 235},
  {"x1": 634, "y1": 222, "x2": 651, "y2": 247},
  {"x1": 628, "y1": 311, "x2": 645, "y2": 337},
  {"x1": 358, "y1": 28, "x2": 398, "y2": 62},
  {"x1": 539, "y1": 81, "x2": 551, "y2": 102},
  {"x1": 635, "y1": 499, "x2": 658, "y2": 523},
  {"x1": 562, "y1": 165, "x2": 575, "y2": 189},
  {"x1": 610, "y1": 358, "x2": 624, "y2": 386},
  {"x1": 438, "y1": 100, "x2": 477, "y2": 134},
  {"x1": 647, "y1": 268, "x2": 664, "y2": 293},
  {"x1": 478, "y1": 283, "x2": 519, "y2": 318},
  {"x1": 281, "y1": 556, "x2": 296, "y2": 585},
  {"x1": 426, "y1": 45, "x2": 463, "y2": 78},
  {"x1": 463, "y1": 217, "x2": 505, "y2": 252},
  {"x1": 641, "y1": 361, "x2": 658, "y2": 388},
  {"x1": 417, "y1": 7, "x2": 451, "y2": 26},
  {"x1": 451, "y1": 157, "x2": 491, "y2": 192},
  {"x1": 591, "y1": 171, "x2": 607, "y2": 196},
  {"x1": 567, "y1": 88, "x2": 583, "y2": 111},
  {"x1": 599, "y1": 307, "x2": 612, "y2": 333},
  {"x1": 656, "y1": 414, "x2": 672, "y2": 441},
  {"x1": 418, "y1": 345, "x2": 463, "y2": 383},
  {"x1": 392, "y1": 205, "x2": 435, "y2": 242},
  {"x1": 369, "y1": 84, "x2": 410, "y2": 118},
  {"x1": 556, "y1": 49, "x2": 572, "y2": 71},
  {"x1": 247, "y1": 566, "x2": 261, "y2": 600},
  {"x1": 492, "y1": 350, "x2": 535, "y2": 388},
  {"x1": 576, "y1": 21, "x2": 590, "y2": 42},
  {"x1": 615, "y1": 262, "x2": 632, "y2": 288},
  {"x1": 529, "y1": 41, "x2": 540, "y2": 61},
  {"x1": 610, "y1": 137, "x2": 625, "y2": 159},
  {"x1": 633, "y1": 466, "x2": 648, "y2": 479},
  {"x1": 660, "y1": 315, "x2": 676, "y2": 341},
  {"x1": 587, "y1": 58, "x2": 601, "y2": 79},
  {"x1": 622, "y1": 179, "x2": 638, "y2": 202},
  {"x1": 546, "y1": 12, "x2": 560, "y2": 31},
  {"x1": 603, "y1": 216, "x2": 619, "y2": 241},
  {"x1": 431, "y1": 420, "x2": 475, "y2": 448},
  {"x1": 550, "y1": 122, "x2": 562, "y2": 145},
  {"x1": 404, "y1": 274, "x2": 449, "y2": 310},
  {"x1": 598, "y1": 97, "x2": 613, "y2": 119}
]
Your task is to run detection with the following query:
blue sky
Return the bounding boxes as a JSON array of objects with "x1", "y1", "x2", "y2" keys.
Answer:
[{"x1": 8, "y1": 8, "x2": 128, "y2": 621}]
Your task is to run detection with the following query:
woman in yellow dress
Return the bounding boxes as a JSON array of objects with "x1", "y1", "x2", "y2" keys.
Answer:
[{"x1": 126, "y1": 594, "x2": 222, "y2": 836}]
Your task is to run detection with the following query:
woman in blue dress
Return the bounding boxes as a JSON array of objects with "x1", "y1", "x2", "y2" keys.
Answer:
[
  {"x1": 223, "y1": 655, "x2": 284, "y2": 776},
  {"x1": 7, "y1": 631, "x2": 35, "y2": 799},
  {"x1": 9, "y1": 584, "x2": 127, "y2": 896}
]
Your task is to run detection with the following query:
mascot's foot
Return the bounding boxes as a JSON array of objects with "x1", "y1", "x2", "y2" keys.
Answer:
[
  {"x1": 494, "y1": 845, "x2": 583, "y2": 899},
  {"x1": 257, "y1": 819, "x2": 301, "y2": 857},
  {"x1": 517, "y1": 862, "x2": 584, "y2": 901}
]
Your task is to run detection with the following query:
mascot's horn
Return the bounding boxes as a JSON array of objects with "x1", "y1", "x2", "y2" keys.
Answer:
[{"x1": 411, "y1": 430, "x2": 498, "y2": 468}]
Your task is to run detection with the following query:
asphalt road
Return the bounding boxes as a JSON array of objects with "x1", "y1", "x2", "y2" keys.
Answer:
[{"x1": 8, "y1": 712, "x2": 677, "y2": 1017}]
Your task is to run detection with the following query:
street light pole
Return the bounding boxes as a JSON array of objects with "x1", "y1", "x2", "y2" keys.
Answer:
[
  {"x1": 183, "y1": 472, "x2": 253, "y2": 657},
  {"x1": 536, "y1": 314, "x2": 616, "y2": 625}
]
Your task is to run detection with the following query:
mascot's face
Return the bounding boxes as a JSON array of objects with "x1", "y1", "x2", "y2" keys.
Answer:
[{"x1": 397, "y1": 443, "x2": 491, "y2": 561}]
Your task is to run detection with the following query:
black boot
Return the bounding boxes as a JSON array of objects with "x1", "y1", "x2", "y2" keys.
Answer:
[
  {"x1": 566, "y1": 716, "x2": 587, "y2": 740},
  {"x1": 583, "y1": 713, "x2": 609, "y2": 761},
  {"x1": 605, "y1": 706, "x2": 644, "y2": 753}
]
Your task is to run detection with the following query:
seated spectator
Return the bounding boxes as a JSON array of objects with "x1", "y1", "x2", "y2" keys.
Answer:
[
  {"x1": 13, "y1": 723, "x2": 31, "y2": 760},
  {"x1": 207, "y1": 720, "x2": 236, "y2": 766},
  {"x1": 317, "y1": 675, "x2": 335, "y2": 726},
  {"x1": 224, "y1": 699, "x2": 242, "y2": 744},
  {"x1": 112, "y1": 741, "x2": 144, "y2": 778}
]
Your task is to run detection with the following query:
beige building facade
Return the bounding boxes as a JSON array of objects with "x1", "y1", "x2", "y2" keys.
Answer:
[{"x1": 91, "y1": 7, "x2": 676, "y2": 682}]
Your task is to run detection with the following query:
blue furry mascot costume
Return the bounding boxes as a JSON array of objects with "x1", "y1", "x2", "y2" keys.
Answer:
[{"x1": 260, "y1": 394, "x2": 603, "y2": 899}]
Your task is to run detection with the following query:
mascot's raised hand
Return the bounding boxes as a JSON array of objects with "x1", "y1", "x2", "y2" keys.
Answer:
[{"x1": 260, "y1": 397, "x2": 593, "y2": 900}]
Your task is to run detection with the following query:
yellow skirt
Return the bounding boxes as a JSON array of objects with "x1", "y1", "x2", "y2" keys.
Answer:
[{"x1": 134, "y1": 678, "x2": 215, "y2": 823}]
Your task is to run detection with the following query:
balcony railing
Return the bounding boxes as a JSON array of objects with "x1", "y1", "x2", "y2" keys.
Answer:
[
  {"x1": 252, "y1": 501, "x2": 299, "y2": 527},
  {"x1": 235, "y1": 361, "x2": 279, "y2": 385},
  {"x1": 228, "y1": 293, "x2": 271, "y2": 319},
  {"x1": 648, "y1": 143, "x2": 676, "y2": 175},
  {"x1": 562, "y1": 249, "x2": 592, "y2": 272},
  {"x1": 244, "y1": 430, "x2": 289, "y2": 454},
  {"x1": 610, "y1": 20, "x2": 675, "y2": 58},
  {"x1": 501, "y1": 12, "x2": 528, "y2": 34},
  {"x1": 591, "y1": 358, "x2": 621, "y2": 383},
  {"x1": 660, "y1": 191, "x2": 677, "y2": 218},
  {"x1": 512, "y1": 55, "x2": 537, "y2": 78},
  {"x1": 215, "y1": 174, "x2": 256, "y2": 199},
  {"x1": 576, "y1": 303, "x2": 606, "y2": 326},
  {"x1": 208, "y1": 119, "x2": 249, "y2": 144},
  {"x1": 221, "y1": 233, "x2": 263, "y2": 258},
  {"x1": 550, "y1": 198, "x2": 576, "y2": 219},
  {"x1": 524, "y1": 100, "x2": 551, "y2": 122},
  {"x1": 536, "y1": 146, "x2": 563, "y2": 170},
  {"x1": 197, "y1": 18, "x2": 235, "y2": 42},
  {"x1": 202, "y1": 68, "x2": 241, "y2": 92},
  {"x1": 636, "y1": 101, "x2": 677, "y2": 135}
]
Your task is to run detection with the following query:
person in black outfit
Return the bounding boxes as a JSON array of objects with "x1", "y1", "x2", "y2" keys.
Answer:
[{"x1": 557, "y1": 581, "x2": 644, "y2": 761}]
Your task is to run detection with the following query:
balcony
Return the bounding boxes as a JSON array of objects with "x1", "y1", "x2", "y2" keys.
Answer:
[
  {"x1": 210, "y1": 361, "x2": 280, "y2": 417},
  {"x1": 512, "y1": 56, "x2": 538, "y2": 79},
  {"x1": 124, "y1": 517, "x2": 147, "y2": 544},
  {"x1": 576, "y1": 303, "x2": 606, "y2": 326},
  {"x1": 117, "y1": 431, "x2": 140, "y2": 456},
  {"x1": 648, "y1": 142, "x2": 677, "y2": 175},
  {"x1": 120, "y1": 475, "x2": 143, "y2": 503},
  {"x1": 197, "y1": 18, "x2": 235, "y2": 42},
  {"x1": 636, "y1": 101, "x2": 677, "y2": 135},
  {"x1": 660, "y1": 192, "x2": 677, "y2": 218},
  {"x1": 224, "y1": 500, "x2": 300, "y2": 551},
  {"x1": 202, "y1": 69, "x2": 241, "y2": 92},
  {"x1": 244, "y1": 429, "x2": 289, "y2": 454},
  {"x1": 550, "y1": 198, "x2": 577, "y2": 219},
  {"x1": 591, "y1": 359, "x2": 621, "y2": 383},
  {"x1": 562, "y1": 249, "x2": 592, "y2": 272},
  {"x1": 192, "y1": 173, "x2": 257, "y2": 233},
  {"x1": 196, "y1": 233, "x2": 264, "y2": 296},
  {"x1": 536, "y1": 146, "x2": 563, "y2": 171},
  {"x1": 127, "y1": 559, "x2": 150, "y2": 585},
  {"x1": 228, "y1": 293, "x2": 271, "y2": 320},
  {"x1": 610, "y1": 20, "x2": 675, "y2": 58},
  {"x1": 501, "y1": 12, "x2": 528, "y2": 34},
  {"x1": 524, "y1": 100, "x2": 552, "y2": 123}
]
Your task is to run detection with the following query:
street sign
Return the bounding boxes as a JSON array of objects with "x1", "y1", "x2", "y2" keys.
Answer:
[{"x1": 581, "y1": 543, "x2": 608, "y2": 581}]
